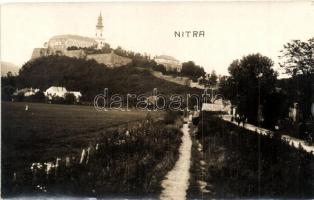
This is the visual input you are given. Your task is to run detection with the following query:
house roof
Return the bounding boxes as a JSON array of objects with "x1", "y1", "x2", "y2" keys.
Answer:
[
  {"x1": 13, "y1": 88, "x2": 39, "y2": 96},
  {"x1": 44, "y1": 87, "x2": 68, "y2": 98},
  {"x1": 68, "y1": 91, "x2": 82, "y2": 98},
  {"x1": 45, "y1": 86, "x2": 67, "y2": 93}
]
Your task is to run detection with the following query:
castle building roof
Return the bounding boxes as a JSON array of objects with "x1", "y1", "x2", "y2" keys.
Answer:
[
  {"x1": 49, "y1": 34, "x2": 97, "y2": 44},
  {"x1": 155, "y1": 55, "x2": 180, "y2": 62}
]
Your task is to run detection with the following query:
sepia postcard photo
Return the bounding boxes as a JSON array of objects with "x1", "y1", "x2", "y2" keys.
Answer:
[{"x1": 1, "y1": 1, "x2": 314, "y2": 199}]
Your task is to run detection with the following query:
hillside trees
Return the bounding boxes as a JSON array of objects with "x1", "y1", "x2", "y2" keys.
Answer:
[
  {"x1": 199, "y1": 70, "x2": 218, "y2": 88},
  {"x1": 181, "y1": 61, "x2": 205, "y2": 79},
  {"x1": 1, "y1": 72, "x2": 17, "y2": 101},
  {"x1": 17, "y1": 55, "x2": 202, "y2": 103},
  {"x1": 220, "y1": 54, "x2": 278, "y2": 125}
]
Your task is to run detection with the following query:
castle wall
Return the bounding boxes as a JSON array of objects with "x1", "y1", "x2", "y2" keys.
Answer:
[
  {"x1": 63, "y1": 50, "x2": 86, "y2": 59},
  {"x1": 86, "y1": 52, "x2": 131, "y2": 68}
]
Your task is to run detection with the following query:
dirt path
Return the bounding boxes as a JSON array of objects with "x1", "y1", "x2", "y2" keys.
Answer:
[
  {"x1": 160, "y1": 121, "x2": 192, "y2": 200},
  {"x1": 222, "y1": 115, "x2": 314, "y2": 155}
]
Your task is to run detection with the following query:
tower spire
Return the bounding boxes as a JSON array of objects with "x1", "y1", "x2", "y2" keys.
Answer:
[
  {"x1": 95, "y1": 12, "x2": 105, "y2": 49},
  {"x1": 96, "y1": 12, "x2": 103, "y2": 29}
]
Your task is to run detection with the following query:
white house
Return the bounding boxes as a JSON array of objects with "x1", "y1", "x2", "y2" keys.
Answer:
[
  {"x1": 154, "y1": 55, "x2": 182, "y2": 72},
  {"x1": 44, "y1": 86, "x2": 68, "y2": 100},
  {"x1": 44, "y1": 86, "x2": 82, "y2": 102},
  {"x1": 67, "y1": 91, "x2": 82, "y2": 102},
  {"x1": 13, "y1": 88, "x2": 40, "y2": 97}
]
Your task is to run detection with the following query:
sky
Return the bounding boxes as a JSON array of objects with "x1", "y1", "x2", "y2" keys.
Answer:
[{"x1": 1, "y1": 1, "x2": 314, "y2": 76}]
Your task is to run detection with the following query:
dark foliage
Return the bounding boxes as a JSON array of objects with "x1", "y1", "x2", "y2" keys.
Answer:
[
  {"x1": 64, "y1": 93, "x2": 76, "y2": 104},
  {"x1": 279, "y1": 37, "x2": 314, "y2": 123},
  {"x1": 181, "y1": 61, "x2": 205, "y2": 78},
  {"x1": 67, "y1": 43, "x2": 112, "y2": 54},
  {"x1": 1, "y1": 73, "x2": 17, "y2": 101},
  {"x1": 31, "y1": 91, "x2": 46, "y2": 103},
  {"x1": 197, "y1": 112, "x2": 314, "y2": 198},
  {"x1": 17, "y1": 56, "x2": 202, "y2": 103},
  {"x1": 279, "y1": 37, "x2": 314, "y2": 76},
  {"x1": 152, "y1": 64, "x2": 167, "y2": 74},
  {"x1": 219, "y1": 54, "x2": 278, "y2": 125}
]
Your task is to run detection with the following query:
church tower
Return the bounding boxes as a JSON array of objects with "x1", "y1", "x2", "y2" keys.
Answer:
[{"x1": 95, "y1": 12, "x2": 105, "y2": 49}]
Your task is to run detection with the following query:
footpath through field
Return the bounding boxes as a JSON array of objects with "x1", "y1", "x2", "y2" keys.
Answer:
[
  {"x1": 160, "y1": 117, "x2": 192, "y2": 200},
  {"x1": 221, "y1": 114, "x2": 314, "y2": 155}
]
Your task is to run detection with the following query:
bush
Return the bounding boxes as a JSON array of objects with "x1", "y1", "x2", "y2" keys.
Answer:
[
  {"x1": 1, "y1": 85, "x2": 15, "y2": 101},
  {"x1": 65, "y1": 93, "x2": 76, "y2": 104},
  {"x1": 32, "y1": 91, "x2": 46, "y2": 102},
  {"x1": 164, "y1": 110, "x2": 182, "y2": 124}
]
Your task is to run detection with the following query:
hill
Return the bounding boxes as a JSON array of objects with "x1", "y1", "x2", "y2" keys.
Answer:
[
  {"x1": 1, "y1": 61, "x2": 19, "y2": 76},
  {"x1": 17, "y1": 56, "x2": 202, "y2": 102}
]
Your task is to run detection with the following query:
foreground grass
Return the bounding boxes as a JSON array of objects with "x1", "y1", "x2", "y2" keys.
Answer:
[
  {"x1": 194, "y1": 111, "x2": 314, "y2": 198},
  {"x1": 2, "y1": 102, "x2": 184, "y2": 197},
  {"x1": 2, "y1": 102, "x2": 164, "y2": 170}
]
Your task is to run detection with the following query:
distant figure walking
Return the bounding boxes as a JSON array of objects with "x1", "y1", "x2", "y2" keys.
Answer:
[{"x1": 25, "y1": 104, "x2": 29, "y2": 111}]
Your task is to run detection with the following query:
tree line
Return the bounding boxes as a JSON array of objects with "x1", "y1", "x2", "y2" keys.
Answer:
[{"x1": 218, "y1": 37, "x2": 314, "y2": 139}]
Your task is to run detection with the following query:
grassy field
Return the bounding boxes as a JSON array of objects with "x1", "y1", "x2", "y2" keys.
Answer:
[
  {"x1": 2, "y1": 102, "x2": 185, "y2": 198},
  {"x1": 2, "y1": 102, "x2": 164, "y2": 171}
]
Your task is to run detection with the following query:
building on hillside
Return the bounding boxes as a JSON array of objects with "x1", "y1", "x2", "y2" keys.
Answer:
[
  {"x1": 31, "y1": 48, "x2": 48, "y2": 60},
  {"x1": 29, "y1": 13, "x2": 133, "y2": 69},
  {"x1": 95, "y1": 12, "x2": 105, "y2": 49},
  {"x1": 44, "y1": 86, "x2": 68, "y2": 100},
  {"x1": 31, "y1": 13, "x2": 106, "y2": 60},
  {"x1": 47, "y1": 35, "x2": 98, "y2": 53},
  {"x1": 190, "y1": 81, "x2": 205, "y2": 89},
  {"x1": 44, "y1": 86, "x2": 82, "y2": 102},
  {"x1": 67, "y1": 91, "x2": 82, "y2": 102},
  {"x1": 154, "y1": 55, "x2": 182, "y2": 72},
  {"x1": 13, "y1": 88, "x2": 40, "y2": 97}
]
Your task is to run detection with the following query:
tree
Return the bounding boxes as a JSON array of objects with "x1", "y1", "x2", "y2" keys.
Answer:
[
  {"x1": 32, "y1": 91, "x2": 46, "y2": 102},
  {"x1": 65, "y1": 93, "x2": 76, "y2": 104},
  {"x1": 181, "y1": 61, "x2": 205, "y2": 78},
  {"x1": 279, "y1": 37, "x2": 314, "y2": 122},
  {"x1": 1, "y1": 72, "x2": 17, "y2": 101},
  {"x1": 152, "y1": 64, "x2": 166, "y2": 74},
  {"x1": 199, "y1": 70, "x2": 218, "y2": 88},
  {"x1": 208, "y1": 70, "x2": 218, "y2": 86},
  {"x1": 279, "y1": 38, "x2": 314, "y2": 76},
  {"x1": 101, "y1": 43, "x2": 111, "y2": 54},
  {"x1": 262, "y1": 89, "x2": 288, "y2": 129},
  {"x1": 1, "y1": 86, "x2": 15, "y2": 101},
  {"x1": 224, "y1": 54, "x2": 278, "y2": 124}
]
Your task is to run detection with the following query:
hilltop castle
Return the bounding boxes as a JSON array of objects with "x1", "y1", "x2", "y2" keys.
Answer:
[{"x1": 31, "y1": 13, "x2": 131, "y2": 67}]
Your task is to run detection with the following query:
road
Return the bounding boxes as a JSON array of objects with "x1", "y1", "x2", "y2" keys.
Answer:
[{"x1": 222, "y1": 114, "x2": 314, "y2": 155}]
